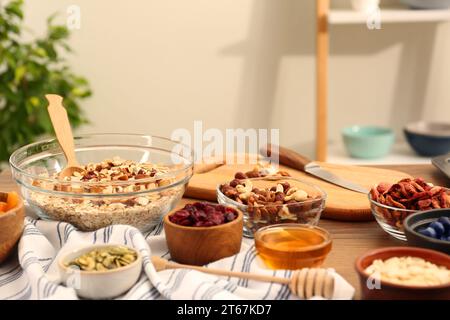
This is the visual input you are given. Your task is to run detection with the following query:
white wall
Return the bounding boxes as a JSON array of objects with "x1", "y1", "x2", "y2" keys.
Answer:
[{"x1": 23, "y1": 0, "x2": 450, "y2": 158}]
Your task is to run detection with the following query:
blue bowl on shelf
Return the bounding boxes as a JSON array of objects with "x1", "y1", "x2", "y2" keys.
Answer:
[
  {"x1": 342, "y1": 126, "x2": 394, "y2": 159},
  {"x1": 404, "y1": 121, "x2": 450, "y2": 157}
]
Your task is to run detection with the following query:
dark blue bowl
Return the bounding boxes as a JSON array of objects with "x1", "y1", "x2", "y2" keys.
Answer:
[
  {"x1": 404, "y1": 209, "x2": 450, "y2": 254},
  {"x1": 404, "y1": 122, "x2": 450, "y2": 157},
  {"x1": 400, "y1": 0, "x2": 450, "y2": 9}
]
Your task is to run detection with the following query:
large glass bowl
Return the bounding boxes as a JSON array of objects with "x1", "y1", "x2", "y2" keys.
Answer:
[
  {"x1": 217, "y1": 176, "x2": 326, "y2": 238},
  {"x1": 368, "y1": 188, "x2": 450, "y2": 241},
  {"x1": 9, "y1": 134, "x2": 193, "y2": 232}
]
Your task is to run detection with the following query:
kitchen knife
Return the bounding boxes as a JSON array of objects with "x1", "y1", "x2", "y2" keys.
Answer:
[
  {"x1": 432, "y1": 154, "x2": 450, "y2": 179},
  {"x1": 262, "y1": 144, "x2": 369, "y2": 194}
]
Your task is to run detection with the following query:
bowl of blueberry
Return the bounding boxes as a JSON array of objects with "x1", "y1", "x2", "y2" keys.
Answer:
[{"x1": 404, "y1": 209, "x2": 450, "y2": 254}]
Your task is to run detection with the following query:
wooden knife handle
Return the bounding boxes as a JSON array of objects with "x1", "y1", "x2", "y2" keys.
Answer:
[{"x1": 263, "y1": 144, "x2": 312, "y2": 172}]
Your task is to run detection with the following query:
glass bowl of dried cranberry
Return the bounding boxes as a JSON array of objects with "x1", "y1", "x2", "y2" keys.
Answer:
[
  {"x1": 217, "y1": 176, "x2": 326, "y2": 237},
  {"x1": 163, "y1": 202, "x2": 243, "y2": 265},
  {"x1": 369, "y1": 178, "x2": 450, "y2": 241}
]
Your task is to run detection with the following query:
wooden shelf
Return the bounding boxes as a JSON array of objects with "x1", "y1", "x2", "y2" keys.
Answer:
[{"x1": 329, "y1": 8, "x2": 450, "y2": 24}]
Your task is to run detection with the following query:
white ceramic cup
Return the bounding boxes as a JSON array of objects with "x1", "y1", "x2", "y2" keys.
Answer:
[{"x1": 351, "y1": 0, "x2": 380, "y2": 12}]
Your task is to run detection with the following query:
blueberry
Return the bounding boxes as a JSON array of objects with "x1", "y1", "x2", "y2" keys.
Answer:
[
  {"x1": 438, "y1": 217, "x2": 450, "y2": 233},
  {"x1": 429, "y1": 221, "x2": 445, "y2": 237},
  {"x1": 419, "y1": 227, "x2": 437, "y2": 239}
]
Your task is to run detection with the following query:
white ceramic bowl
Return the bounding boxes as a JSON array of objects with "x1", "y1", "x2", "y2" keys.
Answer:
[
  {"x1": 58, "y1": 244, "x2": 142, "y2": 299},
  {"x1": 351, "y1": 0, "x2": 380, "y2": 12}
]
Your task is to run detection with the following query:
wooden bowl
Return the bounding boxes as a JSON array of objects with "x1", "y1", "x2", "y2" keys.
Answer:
[
  {"x1": 163, "y1": 207, "x2": 243, "y2": 265},
  {"x1": 0, "y1": 192, "x2": 25, "y2": 264},
  {"x1": 355, "y1": 246, "x2": 450, "y2": 300}
]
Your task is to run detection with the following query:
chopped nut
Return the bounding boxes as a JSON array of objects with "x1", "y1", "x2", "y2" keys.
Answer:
[
  {"x1": 136, "y1": 197, "x2": 149, "y2": 206},
  {"x1": 275, "y1": 184, "x2": 284, "y2": 193},
  {"x1": 236, "y1": 180, "x2": 253, "y2": 194},
  {"x1": 158, "y1": 179, "x2": 172, "y2": 187},
  {"x1": 285, "y1": 189, "x2": 308, "y2": 202}
]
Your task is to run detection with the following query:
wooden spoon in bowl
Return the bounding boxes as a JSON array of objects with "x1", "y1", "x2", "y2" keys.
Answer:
[{"x1": 45, "y1": 94, "x2": 85, "y2": 179}]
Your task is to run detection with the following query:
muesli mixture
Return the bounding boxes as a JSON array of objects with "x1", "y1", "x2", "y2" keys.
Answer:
[{"x1": 29, "y1": 157, "x2": 184, "y2": 231}]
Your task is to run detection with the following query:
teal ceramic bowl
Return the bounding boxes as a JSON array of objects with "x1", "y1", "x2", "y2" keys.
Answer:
[{"x1": 342, "y1": 126, "x2": 394, "y2": 159}]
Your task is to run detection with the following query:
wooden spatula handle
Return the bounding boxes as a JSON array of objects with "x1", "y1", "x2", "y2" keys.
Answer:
[
  {"x1": 45, "y1": 94, "x2": 79, "y2": 167},
  {"x1": 264, "y1": 144, "x2": 312, "y2": 172}
]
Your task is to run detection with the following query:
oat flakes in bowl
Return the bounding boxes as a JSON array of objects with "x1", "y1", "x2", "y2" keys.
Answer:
[{"x1": 9, "y1": 134, "x2": 193, "y2": 231}]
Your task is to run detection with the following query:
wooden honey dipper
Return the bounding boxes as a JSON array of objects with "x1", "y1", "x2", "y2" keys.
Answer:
[{"x1": 151, "y1": 256, "x2": 335, "y2": 299}]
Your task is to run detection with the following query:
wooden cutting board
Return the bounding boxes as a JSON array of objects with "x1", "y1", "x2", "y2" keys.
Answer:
[{"x1": 185, "y1": 162, "x2": 412, "y2": 221}]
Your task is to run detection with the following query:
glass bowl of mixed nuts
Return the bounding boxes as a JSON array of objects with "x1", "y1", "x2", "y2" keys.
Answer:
[
  {"x1": 369, "y1": 178, "x2": 450, "y2": 241},
  {"x1": 217, "y1": 176, "x2": 326, "y2": 237},
  {"x1": 9, "y1": 134, "x2": 193, "y2": 231}
]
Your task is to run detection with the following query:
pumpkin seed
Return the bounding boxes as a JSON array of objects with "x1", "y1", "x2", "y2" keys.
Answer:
[
  {"x1": 122, "y1": 254, "x2": 135, "y2": 262},
  {"x1": 96, "y1": 263, "x2": 107, "y2": 271},
  {"x1": 102, "y1": 256, "x2": 115, "y2": 268},
  {"x1": 66, "y1": 246, "x2": 137, "y2": 272}
]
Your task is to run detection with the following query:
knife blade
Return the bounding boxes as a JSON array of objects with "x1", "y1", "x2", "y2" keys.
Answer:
[
  {"x1": 304, "y1": 163, "x2": 369, "y2": 194},
  {"x1": 432, "y1": 154, "x2": 450, "y2": 179},
  {"x1": 263, "y1": 144, "x2": 369, "y2": 194}
]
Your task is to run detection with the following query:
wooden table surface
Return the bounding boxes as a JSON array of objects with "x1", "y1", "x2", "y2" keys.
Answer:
[{"x1": 1, "y1": 165, "x2": 448, "y2": 299}]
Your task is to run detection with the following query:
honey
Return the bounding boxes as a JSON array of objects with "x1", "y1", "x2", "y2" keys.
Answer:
[{"x1": 254, "y1": 224, "x2": 332, "y2": 270}]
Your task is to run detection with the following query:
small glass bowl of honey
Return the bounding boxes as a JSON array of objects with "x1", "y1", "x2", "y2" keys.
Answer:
[{"x1": 254, "y1": 224, "x2": 332, "y2": 270}]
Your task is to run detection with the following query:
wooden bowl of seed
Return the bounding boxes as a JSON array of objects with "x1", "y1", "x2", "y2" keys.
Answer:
[{"x1": 58, "y1": 244, "x2": 142, "y2": 299}]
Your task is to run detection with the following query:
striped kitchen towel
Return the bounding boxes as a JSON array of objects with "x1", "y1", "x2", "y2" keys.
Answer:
[{"x1": 0, "y1": 217, "x2": 355, "y2": 300}]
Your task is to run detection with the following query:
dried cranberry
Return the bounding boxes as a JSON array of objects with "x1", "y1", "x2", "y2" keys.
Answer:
[
  {"x1": 184, "y1": 203, "x2": 196, "y2": 213},
  {"x1": 169, "y1": 202, "x2": 238, "y2": 227},
  {"x1": 194, "y1": 202, "x2": 207, "y2": 211},
  {"x1": 209, "y1": 212, "x2": 224, "y2": 225},
  {"x1": 225, "y1": 212, "x2": 236, "y2": 222},
  {"x1": 178, "y1": 219, "x2": 193, "y2": 226},
  {"x1": 169, "y1": 209, "x2": 191, "y2": 225},
  {"x1": 199, "y1": 221, "x2": 214, "y2": 227}
]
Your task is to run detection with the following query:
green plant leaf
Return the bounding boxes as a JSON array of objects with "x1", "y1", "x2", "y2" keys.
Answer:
[
  {"x1": 46, "y1": 12, "x2": 58, "y2": 25},
  {"x1": 5, "y1": 1, "x2": 24, "y2": 20},
  {"x1": 29, "y1": 96, "x2": 40, "y2": 107},
  {"x1": 48, "y1": 25, "x2": 69, "y2": 41},
  {"x1": 14, "y1": 64, "x2": 26, "y2": 84},
  {"x1": 34, "y1": 47, "x2": 47, "y2": 58},
  {"x1": 0, "y1": 0, "x2": 92, "y2": 164}
]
